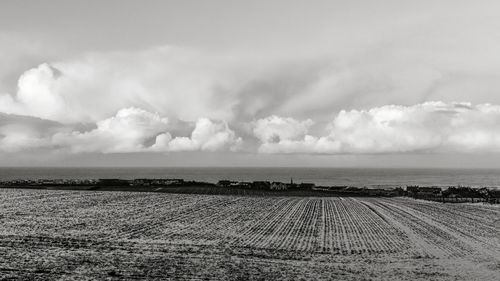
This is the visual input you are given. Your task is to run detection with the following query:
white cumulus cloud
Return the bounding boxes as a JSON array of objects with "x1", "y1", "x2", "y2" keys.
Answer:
[
  {"x1": 254, "y1": 102, "x2": 500, "y2": 154},
  {"x1": 52, "y1": 107, "x2": 169, "y2": 153},
  {"x1": 155, "y1": 118, "x2": 241, "y2": 152},
  {"x1": 253, "y1": 115, "x2": 313, "y2": 143},
  {"x1": 0, "y1": 47, "x2": 249, "y2": 124},
  {"x1": 0, "y1": 63, "x2": 67, "y2": 121},
  {"x1": 0, "y1": 107, "x2": 241, "y2": 154}
]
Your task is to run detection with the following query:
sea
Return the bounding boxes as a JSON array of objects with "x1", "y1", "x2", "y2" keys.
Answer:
[{"x1": 1, "y1": 167, "x2": 500, "y2": 188}]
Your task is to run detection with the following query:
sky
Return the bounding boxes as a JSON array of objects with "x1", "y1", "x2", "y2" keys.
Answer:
[{"x1": 1, "y1": 0, "x2": 500, "y2": 167}]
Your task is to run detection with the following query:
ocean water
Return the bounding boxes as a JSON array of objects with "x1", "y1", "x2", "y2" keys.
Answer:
[{"x1": 1, "y1": 167, "x2": 500, "y2": 188}]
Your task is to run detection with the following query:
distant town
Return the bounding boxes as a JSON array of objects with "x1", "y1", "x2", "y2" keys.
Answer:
[{"x1": 1, "y1": 178, "x2": 499, "y2": 204}]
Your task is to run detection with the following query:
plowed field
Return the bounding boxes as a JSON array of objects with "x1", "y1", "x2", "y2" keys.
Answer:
[{"x1": 0, "y1": 189, "x2": 498, "y2": 280}]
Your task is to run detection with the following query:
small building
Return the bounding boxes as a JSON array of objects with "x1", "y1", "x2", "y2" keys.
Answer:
[
  {"x1": 252, "y1": 181, "x2": 271, "y2": 190},
  {"x1": 235, "y1": 182, "x2": 253, "y2": 189},
  {"x1": 217, "y1": 180, "x2": 236, "y2": 187},
  {"x1": 329, "y1": 185, "x2": 348, "y2": 191},
  {"x1": 41, "y1": 179, "x2": 56, "y2": 185},
  {"x1": 406, "y1": 185, "x2": 420, "y2": 193},
  {"x1": 133, "y1": 179, "x2": 152, "y2": 186},
  {"x1": 418, "y1": 186, "x2": 442, "y2": 196},
  {"x1": 366, "y1": 188, "x2": 385, "y2": 196},
  {"x1": 163, "y1": 179, "x2": 184, "y2": 186},
  {"x1": 299, "y1": 183, "x2": 315, "y2": 190},
  {"x1": 271, "y1": 182, "x2": 287, "y2": 190},
  {"x1": 133, "y1": 178, "x2": 185, "y2": 186},
  {"x1": 97, "y1": 179, "x2": 131, "y2": 186}
]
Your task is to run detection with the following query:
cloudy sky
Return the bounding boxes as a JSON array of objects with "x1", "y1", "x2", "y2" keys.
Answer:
[{"x1": 1, "y1": 0, "x2": 500, "y2": 167}]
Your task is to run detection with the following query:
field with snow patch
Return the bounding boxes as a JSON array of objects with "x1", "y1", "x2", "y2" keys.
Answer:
[{"x1": 0, "y1": 189, "x2": 498, "y2": 280}]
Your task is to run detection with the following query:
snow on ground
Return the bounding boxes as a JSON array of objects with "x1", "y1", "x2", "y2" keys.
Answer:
[{"x1": 0, "y1": 189, "x2": 498, "y2": 280}]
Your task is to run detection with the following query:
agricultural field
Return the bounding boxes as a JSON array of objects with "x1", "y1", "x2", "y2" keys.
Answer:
[{"x1": 0, "y1": 189, "x2": 498, "y2": 280}]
